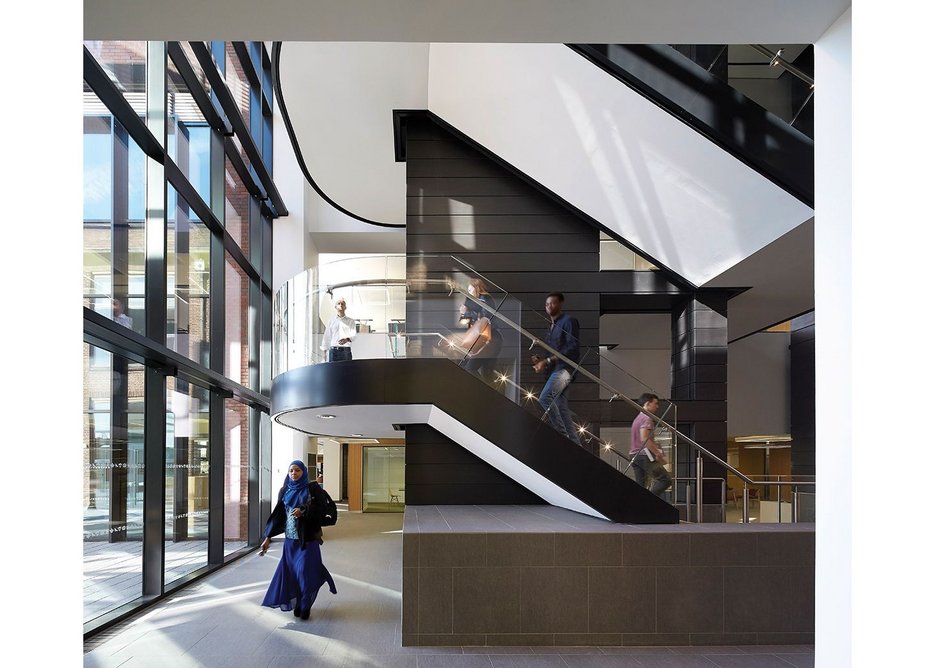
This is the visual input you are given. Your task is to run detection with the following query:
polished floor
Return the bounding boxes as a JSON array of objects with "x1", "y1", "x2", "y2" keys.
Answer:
[
  {"x1": 84, "y1": 539, "x2": 249, "y2": 622},
  {"x1": 83, "y1": 510, "x2": 815, "y2": 667}
]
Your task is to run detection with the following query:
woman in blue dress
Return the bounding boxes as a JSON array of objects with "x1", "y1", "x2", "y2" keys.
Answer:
[{"x1": 259, "y1": 460, "x2": 337, "y2": 619}]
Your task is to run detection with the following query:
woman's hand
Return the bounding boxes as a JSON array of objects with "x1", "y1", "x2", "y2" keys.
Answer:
[
  {"x1": 291, "y1": 508, "x2": 303, "y2": 518},
  {"x1": 259, "y1": 537, "x2": 271, "y2": 556}
]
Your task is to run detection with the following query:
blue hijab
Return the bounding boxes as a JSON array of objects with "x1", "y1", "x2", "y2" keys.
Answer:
[{"x1": 282, "y1": 460, "x2": 310, "y2": 509}]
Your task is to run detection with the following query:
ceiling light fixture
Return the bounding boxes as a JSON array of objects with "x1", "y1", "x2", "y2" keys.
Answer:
[{"x1": 317, "y1": 414, "x2": 336, "y2": 419}]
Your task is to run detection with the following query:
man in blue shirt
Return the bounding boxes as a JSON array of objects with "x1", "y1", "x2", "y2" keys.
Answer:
[{"x1": 532, "y1": 292, "x2": 581, "y2": 445}]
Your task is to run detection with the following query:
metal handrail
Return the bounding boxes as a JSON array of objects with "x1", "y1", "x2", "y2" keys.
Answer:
[
  {"x1": 420, "y1": 278, "x2": 800, "y2": 477},
  {"x1": 445, "y1": 284, "x2": 742, "y2": 470},
  {"x1": 279, "y1": 255, "x2": 816, "y2": 524},
  {"x1": 749, "y1": 44, "x2": 814, "y2": 88},
  {"x1": 410, "y1": 272, "x2": 820, "y2": 517},
  {"x1": 674, "y1": 476, "x2": 726, "y2": 523},
  {"x1": 431, "y1": 272, "x2": 816, "y2": 523}
]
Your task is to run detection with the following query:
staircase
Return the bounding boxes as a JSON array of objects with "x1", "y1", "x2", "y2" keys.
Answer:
[{"x1": 272, "y1": 357, "x2": 679, "y2": 524}]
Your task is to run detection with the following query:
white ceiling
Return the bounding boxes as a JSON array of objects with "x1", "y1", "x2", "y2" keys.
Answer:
[
  {"x1": 280, "y1": 42, "x2": 428, "y2": 229},
  {"x1": 428, "y1": 42, "x2": 814, "y2": 287},
  {"x1": 705, "y1": 217, "x2": 815, "y2": 340},
  {"x1": 276, "y1": 404, "x2": 431, "y2": 439},
  {"x1": 84, "y1": 1, "x2": 850, "y2": 43},
  {"x1": 85, "y1": 0, "x2": 839, "y2": 336},
  {"x1": 279, "y1": 40, "x2": 814, "y2": 337}
]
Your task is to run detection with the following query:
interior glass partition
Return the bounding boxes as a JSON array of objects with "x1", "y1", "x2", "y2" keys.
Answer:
[
  {"x1": 274, "y1": 255, "x2": 408, "y2": 374},
  {"x1": 362, "y1": 446, "x2": 406, "y2": 512}
]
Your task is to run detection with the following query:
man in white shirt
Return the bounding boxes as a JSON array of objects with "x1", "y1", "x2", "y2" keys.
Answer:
[
  {"x1": 321, "y1": 297, "x2": 356, "y2": 362},
  {"x1": 112, "y1": 298, "x2": 133, "y2": 329}
]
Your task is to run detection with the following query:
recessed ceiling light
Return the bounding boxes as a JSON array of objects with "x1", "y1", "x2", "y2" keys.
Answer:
[
  {"x1": 351, "y1": 433, "x2": 363, "y2": 438},
  {"x1": 317, "y1": 414, "x2": 336, "y2": 419}
]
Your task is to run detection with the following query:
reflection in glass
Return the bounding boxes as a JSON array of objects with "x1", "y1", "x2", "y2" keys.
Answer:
[
  {"x1": 225, "y1": 42, "x2": 252, "y2": 129},
  {"x1": 225, "y1": 157, "x2": 250, "y2": 253},
  {"x1": 178, "y1": 41, "x2": 213, "y2": 99},
  {"x1": 83, "y1": 41, "x2": 274, "y2": 631},
  {"x1": 277, "y1": 255, "x2": 668, "y2": 438},
  {"x1": 83, "y1": 344, "x2": 146, "y2": 623},
  {"x1": 362, "y1": 446, "x2": 405, "y2": 512},
  {"x1": 83, "y1": 41, "x2": 148, "y2": 116},
  {"x1": 165, "y1": 379, "x2": 210, "y2": 584},
  {"x1": 225, "y1": 252, "x2": 250, "y2": 387},
  {"x1": 83, "y1": 92, "x2": 147, "y2": 333},
  {"x1": 168, "y1": 53, "x2": 211, "y2": 205},
  {"x1": 274, "y1": 255, "x2": 409, "y2": 375},
  {"x1": 224, "y1": 399, "x2": 251, "y2": 556},
  {"x1": 167, "y1": 185, "x2": 211, "y2": 365}
]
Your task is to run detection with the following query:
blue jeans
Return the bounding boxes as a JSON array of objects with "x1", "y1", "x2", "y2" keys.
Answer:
[
  {"x1": 538, "y1": 368, "x2": 580, "y2": 445},
  {"x1": 631, "y1": 452, "x2": 672, "y2": 498}
]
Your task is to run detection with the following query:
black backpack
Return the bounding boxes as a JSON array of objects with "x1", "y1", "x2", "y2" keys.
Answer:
[{"x1": 311, "y1": 484, "x2": 339, "y2": 527}]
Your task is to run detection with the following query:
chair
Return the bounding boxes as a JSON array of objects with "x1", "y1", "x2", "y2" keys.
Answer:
[
  {"x1": 389, "y1": 489, "x2": 400, "y2": 503},
  {"x1": 728, "y1": 486, "x2": 759, "y2": 508}
]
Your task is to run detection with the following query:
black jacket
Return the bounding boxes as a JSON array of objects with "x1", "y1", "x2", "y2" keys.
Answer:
[{"x1": 263, "y1": 482, "x2": 328, "y2": 547}]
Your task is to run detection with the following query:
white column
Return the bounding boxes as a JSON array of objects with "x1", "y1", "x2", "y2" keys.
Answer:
[
  {"x1": 849, "y1": 3, "x2": 937, "y2": 666},
  {"x1": 814, "y1": 9, "x2": 852, "y2": 665},
  {"x1": 272, "y1": 82, "x2": 310, "y2": 292},
  {"x1": 321, "y1": 438, "x2": 343, "y2": 501}
]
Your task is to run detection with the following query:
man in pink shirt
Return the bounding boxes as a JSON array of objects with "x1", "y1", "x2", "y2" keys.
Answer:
[{"x1": 629, "y1": 393, "x2": 672, "y2": 498}]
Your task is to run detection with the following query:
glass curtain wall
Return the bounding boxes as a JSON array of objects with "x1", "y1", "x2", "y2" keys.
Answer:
[
  {"x1": 82, "y1": 40, "x2": 278, "y2": 633},
  {"x1": 165, "y1": 379, "x2": 211, "y2": 583},
  {"x1": 83, "y1": 344, "x2": 146, "y2": 622}
]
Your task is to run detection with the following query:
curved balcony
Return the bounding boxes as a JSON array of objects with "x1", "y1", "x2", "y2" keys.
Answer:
[{"x1": 271, "y1": 254, "x2": 811, "y2": 524}]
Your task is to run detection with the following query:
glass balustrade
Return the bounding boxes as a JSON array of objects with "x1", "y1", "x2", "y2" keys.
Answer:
[{"x1": 274, "y1": 253, "x2": 812, "y2": 523}]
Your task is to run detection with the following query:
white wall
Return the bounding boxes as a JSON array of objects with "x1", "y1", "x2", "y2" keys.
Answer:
[
  {"x1": 850, "y1": 4, "x2": 937, "y2": 666},
  {"x1": 428, "y1": 42, "x2": 814, "y2": 287},
  {"x1": 814, "y1": 8, "x2": 851, "y2": 666},
  {"x1": 708, "y1": 219, "x2": 815, "y2": 340},
  {"x1": 272, "y1": 83, "x2": 312, "y2": 291},
  {"x1": 279, "y1": 42, "x2": 429, "y2": 227},
  {"x1": 599, "y1": 314, "x2": 671, "y2": 399},
  {"x1": 727, "y1": 332, "x2": 790, "y2": 438},
  {"x1": 271, "y1": 422, "x2": 314, "y2": 492}
]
